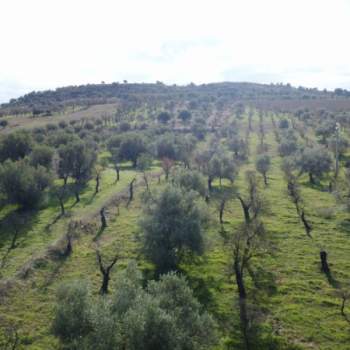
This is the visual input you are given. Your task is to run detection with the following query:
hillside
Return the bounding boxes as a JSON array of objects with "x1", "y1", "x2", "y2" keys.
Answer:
[{"x1": 0, "y1": 84, "x2": 350, "y2": 350}]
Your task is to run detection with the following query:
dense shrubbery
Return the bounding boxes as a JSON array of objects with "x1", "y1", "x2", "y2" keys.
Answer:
[
  {"x1": 140, "y1": 185, "x2": 208, "y2": 274},
  {"x1": 0, "y1": 159, "x2": 52, "y2": 208},
  {"x1": 53, "y1": 263, "x2": 216, "y2": 350}
]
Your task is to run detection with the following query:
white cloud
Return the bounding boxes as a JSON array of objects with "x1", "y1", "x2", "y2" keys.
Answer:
[{"x1": 1, "y1": 0, "x2": 350, "y2": 102}]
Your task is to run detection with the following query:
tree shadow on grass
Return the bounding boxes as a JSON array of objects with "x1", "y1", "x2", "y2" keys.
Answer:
[
  {"x1": 301, "y1": 179, "x2": 329, "y2": 192},
  {"x1": 93, "y1": 226, "x2": 106, "y2": 242},
  {"x1": 337, "y1": 219, "x2": 350, "y2": 236},
  {"x1": 324, "y1": 269, "x2": 341, "y2": 289},
  {"x1": 0, "y1": 208, "x2": 37, "y2": 268}
]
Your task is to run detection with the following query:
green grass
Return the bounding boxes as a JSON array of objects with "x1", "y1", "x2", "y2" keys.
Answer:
[{"x1": 1, "y1": 112, "x2": 350, "y2": 349}]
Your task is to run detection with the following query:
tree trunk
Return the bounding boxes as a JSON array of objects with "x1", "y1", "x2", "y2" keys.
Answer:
[
  {"x1": 234, "y1": 258, "x2": 250, "y2": 350},
  {"x1": 115, "y1": 165, "x2": 120, "y2": 182},
  {"x1": 128, "y1": 178, "x2": 136, "y2": 205},
  {"x1": 10, "y1": 229, "x2": 19, "y2": 250},
  {"x1": 263, "y1": 172, "x2": 268, "y2": 186},
  {"x1": 95, "y1": 175, "x2": 100, "y2": 194},
  {"x1": 64, "y1": 234, "x2": 72, "y2": 256},
  {"x1": 96, "y1": 251, "x2": 118, "y2": 295},
  {"x1": 100, "y1": 273, "x2": 109, "y2": 295},
  {"x1": 59, "y1": 197, "x2": 65, "y2": 216},
  {"x1": 74, "y1": 190, "x2": 80, "y2": 203},
  {"x1": 320, "y1": 250, "x2": 330, "y2": 274},
  {"x1": 143, "y1": 172, "x2": 149, "y2": 192},
  {"x1": 238, "y1": 197, "x2": 251, "y2": 224},
  {"x1": 100, "y1": 208, "x2": 107, "y2": 228},
  {"x1": 309, "y1": 172, "x2": 315, "y2": 185},
  {"x1": 208, "y1": 177, "x2": 213, "y2": 192},
  {"x1": 219, "y1": 199, "x2": 225, "y2": 224},
  {"x1": 300, "y1": 210, "x2": 312, "y2": 237}
]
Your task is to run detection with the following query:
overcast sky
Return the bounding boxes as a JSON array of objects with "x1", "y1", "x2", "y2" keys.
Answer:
[{"x1": 1, "y1": 0, "x2": 350, "y2": 102}]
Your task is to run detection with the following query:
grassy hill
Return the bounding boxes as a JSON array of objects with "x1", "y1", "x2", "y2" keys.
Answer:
[{"x1": 0, "y1": 84, "x2": 349, "y2": 349}]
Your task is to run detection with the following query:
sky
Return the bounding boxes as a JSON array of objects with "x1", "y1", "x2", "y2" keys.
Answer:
[{"x1": 1, "y1": 0, "x2": 350, "y2": 102}]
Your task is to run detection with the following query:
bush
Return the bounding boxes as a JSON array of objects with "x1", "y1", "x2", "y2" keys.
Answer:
[
  {"x1": 140, "y1": 186, "x2": 208, "y2": 273},
  {"x1": 52, "y1": 264, "x2": 216, "y2": 350},
  {"x1": 0, "y1": 159, "x2": 52, "y2": 208},
  {"x1": 30, "y1": 145, "x2": 54, "y2": 168},
  {"x1": 0, "y1": 131, "x2": 33, "y2": 161},
  {"x1": 52, "y1": 280, "x2": 92, "y2": 345},
  {"x1": 173, "y1": 168, "x2": 207, "y2": 196}
]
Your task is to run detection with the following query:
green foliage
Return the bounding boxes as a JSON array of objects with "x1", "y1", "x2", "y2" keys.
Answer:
[
  {"x1": 58, "y1": 140, "x2": 97, "y2": 184},
  {"x1": 29, "y1": 144, "x2": 54, "y2": 168},
  {"x1": 140, "y1": 185, "x2": 208, "y2": 273},
  {"x1": 0, "y1": 130, "x2": 33, "y2": 161},
  {"x1": 0, "y1": 159, "x2": 52, "y2": 208},
  {"x1": 52, "y1": 264, "x2": 216, "y2": 350},
  {"x1": 52, "y1": 280, "x2": 92, "y2": 347},
  {"x1": 278, "y1": 119, "x2": 289, "y2": 129},
  {"x1": 137, "y1": 153, "x2": 153, "y2": 171},
  {"x1": 178, "y1": 110, "x2": 192, "y2": 123},
  {"x1": 118, "y1": 133, "x2": 147, "y2": 167},
  {"x1": 173, "y1": 167, "x2": 207, "y2": 196},
  {"x1": 297, "y1": 146, "x2": 332, "y2": 183},
  {"x1": 157, "y1": 111, "x2": 171, "y2": 124},
  {"x1": 208, "y1": 152, "x2": 237, "y2": 184},
  {"x1": 256, "y1": 154, "x2": 271, "y2": 183}
]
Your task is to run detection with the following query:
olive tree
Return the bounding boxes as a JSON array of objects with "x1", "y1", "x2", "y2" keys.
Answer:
[
  {"x1": 173, "y1": 167, "x2": 207, "y2": 196},
  {"x1": 140, "y1": 186, "x2": 208, "y2": 274},
  {"x1": 297, "y1": 146, "x2": 332, "y2": 184},
  {"x1": 255, "y1": 154, "x2": 271, "y2": 185},
  {"x1": 0, "y1": 131, "x2": 33, "y2": 161},
  {"x1": 118, "y1": 133, "x2": 147, "y2": 167},
  {"x1": 0, "y1": 159, "x2": 52, "y2": 209},
  {"x1": 30, "y1": 144, "x2": 54, "y2": 169},
  {"x1": 52, "y1": 264, "x2": 216, "y2": 350}
]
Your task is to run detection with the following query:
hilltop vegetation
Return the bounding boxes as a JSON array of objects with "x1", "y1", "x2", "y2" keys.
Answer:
[
  {"x1": 1, "y1": 81, "x2": 349, "y2": 118},
  {"x1": 0, "y1": 83, "x2": 350, "y2": 350}
]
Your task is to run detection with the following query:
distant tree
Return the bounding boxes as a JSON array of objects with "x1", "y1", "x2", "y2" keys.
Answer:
[
  {"x1": 161, "y1": 157, "x2": 174, "y2": 181},
  {"x1": 316, "y1": 121, "x2": 335, "y2": 144},
  {"x1": 140, "y1": 186, "x2": 207, "y2": 274},
  {"x1": 192, "y1": 117, "x2": 207, "y2": 140},
  {"x1": 207, "y1": 152, "x2": 237, "y2": 190},
  {"x1": 278, "y1": 119, "x2": 289, "y2": 129},
  {"x1": 173, "y1": 168, "x2": 207, "y2": 196},
  {"x1": 228, "y1": 137, "x2": 249, "y2": 160},
  {"x1": 155, "y1": 135, "x2": 177, "y2": 160},
  {"x1": 119, "y1": 122, "x2": 131, "y2": 132},
  {"x1": 0, "y1": 120, "x2": 8, "y2": 128},
  {"x1": 0, "y1": 160, "x2": 52, "y2": 209},
  {"x1": 0, "y1": 131, "x2": 32, "y2": 161},
  {"x1": 237, "y1": 171, "x2": 265, "y2": 224},
  {"x1": 118, "y1": 133, "x2": 146, "y2": 167},
  {"x1": 328, "y1": 134, "x2": 349, "y2": 159},
  {"x1": 137, "y1": 153, "x2": 153, "y2": 191},
  {"x1": 157, "y1": 111, "x2": 171, "y2": 124},
  {"x1": 278, "y1": 139, "x2": 298, "y2": 157},
  {"x1": 30, "y1": 145, "x2": 54, "y2": 169},
  {"x1": 58, "y1": 140, "x2": 97, "y2": 200},
  {"x1": 255, "y1": 154, "x2": 271, "y2": 185},
  {"x1": 178, "y1": 110, "x2": 192, "y2": 123},
  {"x1": 297, "y1": 146, "x2": 332, "y2": 184}
]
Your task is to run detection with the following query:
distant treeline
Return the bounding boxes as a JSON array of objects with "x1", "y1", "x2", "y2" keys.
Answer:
[{"x1": 1, "y1": 81, "x2": 349, "y2": 117}]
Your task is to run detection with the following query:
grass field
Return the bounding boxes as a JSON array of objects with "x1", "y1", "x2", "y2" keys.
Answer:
[{"x1": 0, "y1": 111, "x2": 349, "y2": 349}]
